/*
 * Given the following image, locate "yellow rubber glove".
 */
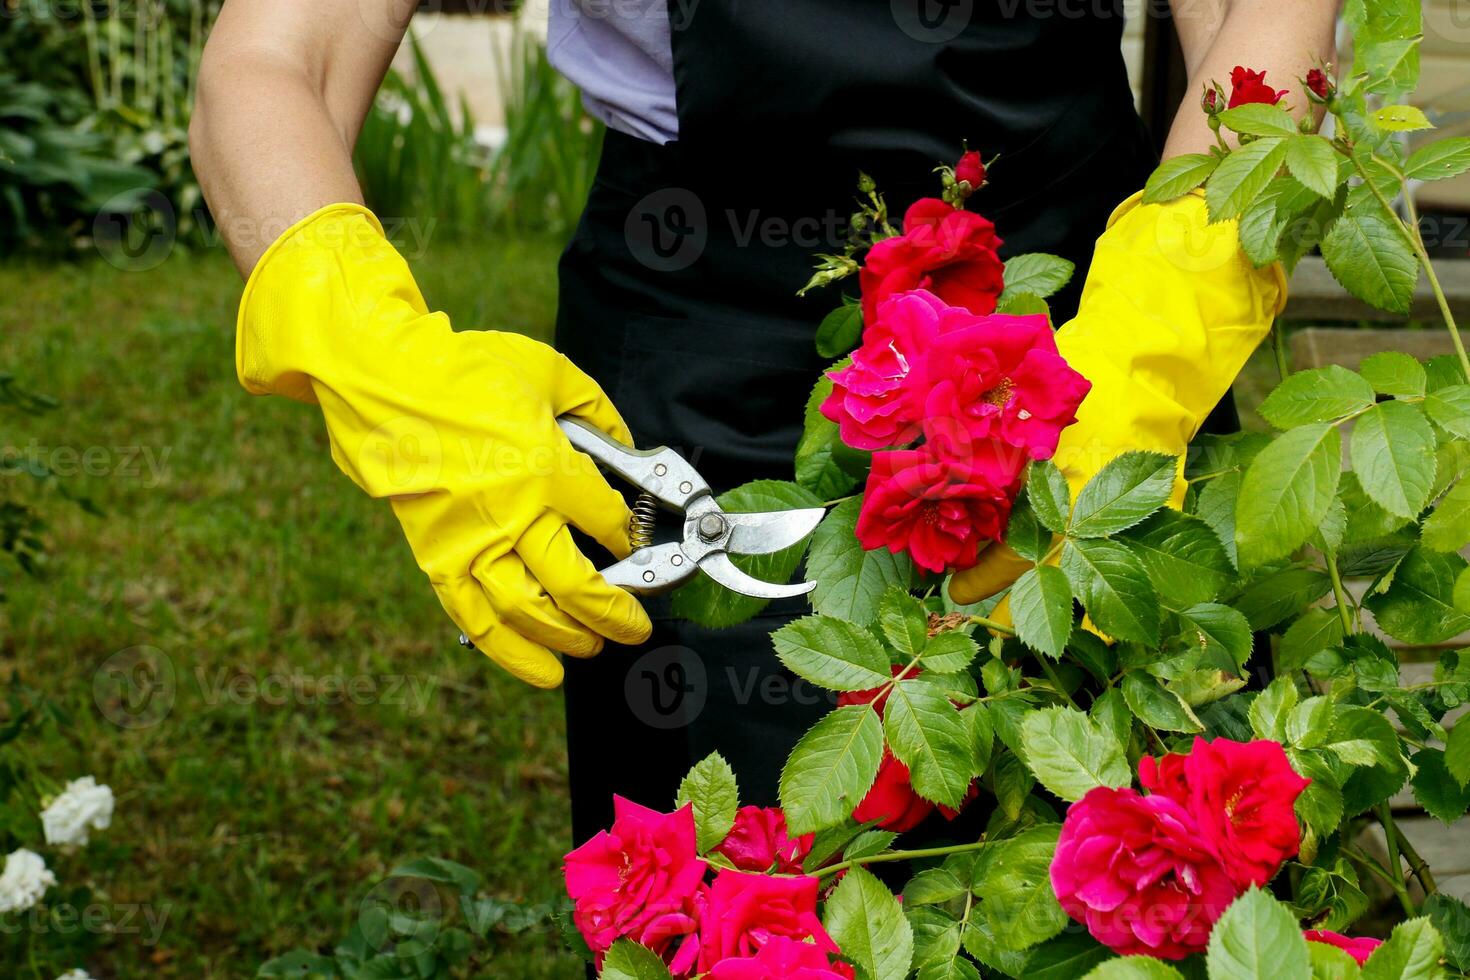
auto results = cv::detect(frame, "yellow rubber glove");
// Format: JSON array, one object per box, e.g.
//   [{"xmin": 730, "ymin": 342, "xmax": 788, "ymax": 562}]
[
  {"xmin": 949, "ymin": 189, "xmax": 1287, "ymax": 611},
  {"xmin": 237, "ymin": 204, "xmax": 653, "ymax": 688}
]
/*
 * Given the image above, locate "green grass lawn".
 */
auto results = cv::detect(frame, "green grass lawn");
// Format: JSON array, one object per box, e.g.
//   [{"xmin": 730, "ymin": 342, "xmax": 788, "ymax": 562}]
[{"xmin": 0, "ymin": 236, "xmax": 587, "ymax": 978}]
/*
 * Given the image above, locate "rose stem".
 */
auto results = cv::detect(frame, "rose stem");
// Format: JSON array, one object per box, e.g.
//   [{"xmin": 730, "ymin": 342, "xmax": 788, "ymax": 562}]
[
  {"xmin": 814, "ymin": 839, "xmax": 987, "ymax": 879},
  {"xmin": 1377, "ymin": 803, "xmax": 1419, "ymax": 916},
  {"xmin": 1271, "ymin": 316, "xmax": 1291, "ymax": 382},
  {"xmin": 968, "ymin": 615, "xmax": 1015, "ymax": 637},
  {"xmin": 1325, "ymin": 553, "xmax": 1355, "ymax": 636}
]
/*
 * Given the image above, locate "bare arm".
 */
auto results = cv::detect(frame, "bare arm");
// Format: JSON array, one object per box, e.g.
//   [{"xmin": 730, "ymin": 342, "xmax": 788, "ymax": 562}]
[
  {"xmin": 1163, "ymin": 0, "xmax": 1340, "ymax": 159},
  {"xmin": 189, "ymin": 0, "xmax": 418, "ymax": 274}
]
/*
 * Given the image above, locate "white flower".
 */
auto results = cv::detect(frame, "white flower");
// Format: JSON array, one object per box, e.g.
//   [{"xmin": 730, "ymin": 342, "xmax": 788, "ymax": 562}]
[
  {"xmin": 56, "ymin": 971, "xmax": 94, "ymax": 980},
  {"xmin": 41, "ymin": 776, "xmax": 114, "ymax": 847},
  {"xmin": 0, "ymin": 848, "xmax": 56, "ymax": 913}
]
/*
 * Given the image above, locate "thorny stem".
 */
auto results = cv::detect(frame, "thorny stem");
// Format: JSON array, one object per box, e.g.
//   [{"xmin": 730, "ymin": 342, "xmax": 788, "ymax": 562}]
[
  {"xmin": 1325, "ymin": 553, "xmax": 1355, "ymax": 636},
  {"xmin": 1271, "ymin": 317, "xmax": 1292, "ymax": 381},
  {"xmin": 1389, "ymin": 816, "xmax": 1439, "ymax": 898},
  {"xmin": 1342, "ymin": 842, "xmax": 1413, "ymax": 912},
  {"xmin": 1377, "ymin": 803, "xmax": 1418, "ymax": 917},
  {"xmin": 815, "ymin": 839, "xmax": 987, "ymax": 879},
  {"xmin": 1349, "ymin": 153, "xmax": 1470, "ymax": 379}
]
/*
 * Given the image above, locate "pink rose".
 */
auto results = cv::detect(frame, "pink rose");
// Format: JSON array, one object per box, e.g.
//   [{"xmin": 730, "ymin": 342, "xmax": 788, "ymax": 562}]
[
  {"xmin": 1305, "ymin": 930, "xmax": 1383, "ymax": 966},
  {"xmin": 563, "ymin": 797, "xmax": 707, "ymax": 973},
  {"xmin": 860, "ymin": 198, "xmax": 1005, "ymax": 325},
  {"xmin": 820, "ymin": 290, "xmax": 950, "ymax": 450},
  {"xmin": 715, "ymin": 807, "xmax": 814, "ymax": 876},
  {"xmin": 922, "ymin": 312, "xmax": 1091, "ymax": 461},
  {"xmin": 1051, "ymin": 786, "xmax": 1239, "ymax": 959},
  {"xmin": 695, "ymin": 870, "xmax": 845, "ymax": 974},
  {"xmin": 1140, "ymin": 738, "xmax": 1310, "ymax": 889},
  {"xmin": 855, "ymin": 441, "xmax": 1023, "ymax": 573},
  {"xmin": 706, "ymin": 935, "xmax": 855, "ymax": 980},
  {"xmin": 1227, "ymin": 66, "xmax": 1288, "ymax": 108}
]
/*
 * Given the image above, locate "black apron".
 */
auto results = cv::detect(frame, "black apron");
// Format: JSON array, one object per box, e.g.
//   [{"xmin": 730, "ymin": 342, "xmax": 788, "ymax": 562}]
[{"xmin": 557, "ymin": 2, "xmax": 1171, "ymax": 847}]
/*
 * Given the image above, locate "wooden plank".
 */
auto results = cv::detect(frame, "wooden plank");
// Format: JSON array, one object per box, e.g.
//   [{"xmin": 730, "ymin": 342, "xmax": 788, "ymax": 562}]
[
  {"xmin": 1285, "ymin": 258, "xmax": 1470, "ymax": 324},
  {"xmin": 1288, "ymin": 325, "xmax": 1460, "ymax": 372}
]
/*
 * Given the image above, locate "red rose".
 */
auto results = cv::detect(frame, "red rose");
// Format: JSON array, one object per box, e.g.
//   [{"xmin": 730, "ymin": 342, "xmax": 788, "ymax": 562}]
[
  {"xmin": 705, "ymin": 935, "xmax": 855, "ymax": 980},
  {"xmin": 855, "ymin": 440, "xmax": 1023, "ymax": 573},
  {"xmin": 1227, "ymin": 66, "xmax": 1288, "ymax": 108},
  {"xmin": 715, "ymin": 807, "xmax": 813, "ymax": 875},
  {"xmin": 859, "ymin": 198, "xmax": 1004, "ymax": 325},
  {"xmin": 922, "ymin": 311, "xmax": 1091, "ymax": 462},
  {"xmin": 1050, "ymin": 786, "xmax": 1239, "ymax": 959},
  {"xmin": 1202, "ymin": 87, "xmax": 1221, "ymax": 115},
  {"xmin": 955, "ymin": 150, "xmax": 986, "ymax": 189},
  {"xmin": 695, "ymin": 870, "xmax": 844, "ymax": 974},
  {"xmin": 1305, "ymin": 68, "xmax": 1333, "ymax": 102},
  {"xmin": 852, "ymin": 750, "xmax": 936, "ymax": 832},
  {"xmin": 1305, "ymin": 930, "xmax": 1383, "ymax": 966},
  {"xmin": 563, "ymin": 797, "xmax": 707, "ymax": 973},
  {"xmin": 1139, "ymin": 737, "xmax": 1310, "ymax": 889}
]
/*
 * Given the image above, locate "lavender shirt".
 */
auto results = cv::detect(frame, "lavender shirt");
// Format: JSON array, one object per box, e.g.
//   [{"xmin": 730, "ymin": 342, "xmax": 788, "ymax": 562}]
[{"xmin": 546, "ymin": 0, "xmax": 680, "ymax": 145}]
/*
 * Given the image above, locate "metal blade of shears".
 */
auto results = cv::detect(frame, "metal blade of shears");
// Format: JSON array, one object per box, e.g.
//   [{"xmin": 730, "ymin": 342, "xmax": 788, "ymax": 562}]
[
  {"xmin": 698, "ymin": 552, "xmax": 818, "ymax": 599},
  {"xmin": 724, "ymin": 507, "xmax": 827, "ymax": 555}
]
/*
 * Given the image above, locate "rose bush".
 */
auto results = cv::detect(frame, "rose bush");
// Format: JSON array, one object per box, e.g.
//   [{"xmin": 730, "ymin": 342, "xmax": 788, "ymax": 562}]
[{"xmin": 564, "ymin": 8, "xmax": 1470, "ymax": 978}]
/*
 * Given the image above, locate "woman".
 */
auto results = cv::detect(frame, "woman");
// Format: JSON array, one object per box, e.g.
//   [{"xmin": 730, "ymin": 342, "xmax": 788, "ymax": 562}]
[{"xmin": 189, "ymin": 0, "xmax": 1335, "ymax": 848}]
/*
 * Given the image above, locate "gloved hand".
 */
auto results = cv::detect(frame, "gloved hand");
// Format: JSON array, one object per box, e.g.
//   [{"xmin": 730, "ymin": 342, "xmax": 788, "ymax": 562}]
[
  {"xmin": 237, "ymin": 203, "xmax": 653, "ymax": 688},
  {"xmin": 949, "ymin": 189, "xmax": 1287, "ymax": 610}
]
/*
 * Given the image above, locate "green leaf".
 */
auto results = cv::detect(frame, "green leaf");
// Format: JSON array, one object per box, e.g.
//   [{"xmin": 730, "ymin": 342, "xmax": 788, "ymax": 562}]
[
  {"xmin": 1028, "ymin": 460, "xmax": 1072, "ymax": 534},
  {"xmin": 1424, "ymin": 384, "xmax": 1470, "ymax": 439},
  {"xmin": 1321, "ymin": 209, "xmax": 1418, "ymax": 316},
  {"xmin": 923, "ymin": 630, "xmax": 980, "ymax": 674},
  {"xmin": 795, "ymin": 374, "xmax": 869, "ymax": 500},
  {"xmin": 388, "ymin": 856, "xmax": 480, "ymax": 895},
  {"xmin": 1405, "ymin": 137, "xmax": 1470, "ymax": 182},
  {"xmin": 675, "ymin": 752, "xmax": 740, "ymax": 853},
  {"xmin": 601, "ymin": 939, "xmax": 675, "ymax": 980},
  {"xmin": 1351, "ymin": 399, "xmax": 1436, "ymax": 519},
  {"xmin": 1422, "ymin": 479, "xmax": 1470, "ymax": 553},
  {"xmin": 1410, "ymin": 748, "xmax": 1470, "ymax": 824},
  {"xmin": 1359, "ymin": 350, "xmax": 1428, "ymax": 398},
  {"xmin": 1206, "ymin": 888, "xmax": 1311, "ymax": 980},
  {"xmin": 773, "ymin": 615, "xmax": 896, "ymax": 691},
  {"xmin": 1010, "ymin": 565, "xmax": 1074, "ymax": 660},
  {"xmin": 1249, "ymin": 677, "xmax": 1300, "ymax": 742},
  {"xmin": 1372, "ymin": 104, "xmax": 1434, "ymax": 132},
  {"xmin": 1447, "ymin": 720, "xmax": 1470, "ymax": 788},
  {"xmin": 1069, "ymin": 451, "xmax": 1178, "ymax": 538},
  {"xmin": 815, "ymin": 301, "xmax": 864, "ymax": 358},
  {"xmin": 1280, "ymin": 608, "xmax": 1347, "ymax": 672},
  {"xmin": 916, "ymin": 956, "xmax": 981, "ymax": 980},
  {"xmin": 1061, "ymin": 539, "xmax": 1160, "ymax": 644},
  {"xmin": 1207, "ymin": 137, "xmax": 1289, "ymax": 221},
  {"xmin": 1258, "ymin": 365, "xmax": 1376, "ymax": 428},
  {"xmin": 808, "ymin": 497, "xmax": 917, "ymax": 627},
  {"xmin": 1120, "ymin": 511, "xmax": 1233, "ymax": 608},
  {"xmin": 1366, "ymin": 546, "xmax": 1470, "ymax": 645},
  {"xmin": 672, "ymin": 480, "xmax": 824, "ymax": 627},
  {"xmin": 996, "ymin": 292, "xmax": 1051, "ymax": 318},
  {"xmin": 823, "ymin": 866, "xmax": 915, "ymax": 980},
  {"xmin": 975, "ymin": 824, "xmax": 1069, "ymax": 951},
  {"xmin": 1197, "ymin": 469, "xmax": 1241, "ymax": 567},
  {"xmin": 779, "ymin": 704, "xmax": 885, "ymax": 835},
  {"xmin": 885, "ymin": 679, "xmax": 977, "ymax": 808},
  {"xmin": 1000, "ymin": 253, "xmax": 1075, "ymax": 304},
  {"xmin": 1023, "ymin": 933, "xmax": 1114, "ymax": 980},
  {"xmin": 1219, "ymin": 103, "xmax": 1300, "ymax": 137},
  {"xmin": 880, "ymin": 588, "xmax": 931, "ymax": 658},
  {"xmin": 1361, "ymin": 917, "xmax": 1445, "ymax": 980},
  {"xmin": 905, "ymin": 868, "xmax": 968, "ymax": 906},
  {"xmin": 1286, "ymin": 135, "xmax": 1342, "ymax": 199},
  {"xmin": 908, "ymin": 906, "xmax": 964, "ymax": 972},
  {"xmin": 1020, "ymin": 705, "xmax": 1130, "ymax": 802},
  {"xmin": 1236, "ymin": 423, "xmax": 1342, "ymax": 567},
  {"xmin": 1424, "ymin": 894, "xmax": 1470, "ymax": 972},
  {"xmin": 1082, "ymin": 958, "xmax": 1187, "ymax": 980},
  {"xmin": 1006, "ymin": 490, "xmax": 1055, "ymax": 563},
  {"xmin": 1333, "ymin": 706, "xmax": 1410, "ymax": 815},
  {"xmin": 1143, "ymin": 153, "xmax": 1221, "ymax": 203},
  {"xmin": 1234, "ymin": 566, "xmax": 1332, "ymax": 630},
  {"xmin": 1123, "ymin": 672, "xmax": 1204, "ymax": 733},
  {"xmin": 1176, "ymin": 602, "xmax": 1254, "ymax": 672},
  {"xmin": 1308, "ymin": 941, "xmax": 1365, "ymax": 979}
]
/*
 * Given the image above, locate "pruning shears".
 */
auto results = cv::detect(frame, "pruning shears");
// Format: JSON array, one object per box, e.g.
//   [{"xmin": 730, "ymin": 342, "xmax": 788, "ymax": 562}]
[{"xmin": 458, "ymin": 417, "xmax": 826, "ymax": 650}]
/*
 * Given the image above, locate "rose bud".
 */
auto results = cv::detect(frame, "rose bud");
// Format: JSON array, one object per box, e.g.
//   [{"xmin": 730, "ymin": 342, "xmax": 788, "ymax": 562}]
[
  {"xmin": 955, "ymin": 150, "xmax": 986, "ymax": 190},
  {"xmin": 1305, "ymin": 68, "xmax": 1334, "ymax": 103}
]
